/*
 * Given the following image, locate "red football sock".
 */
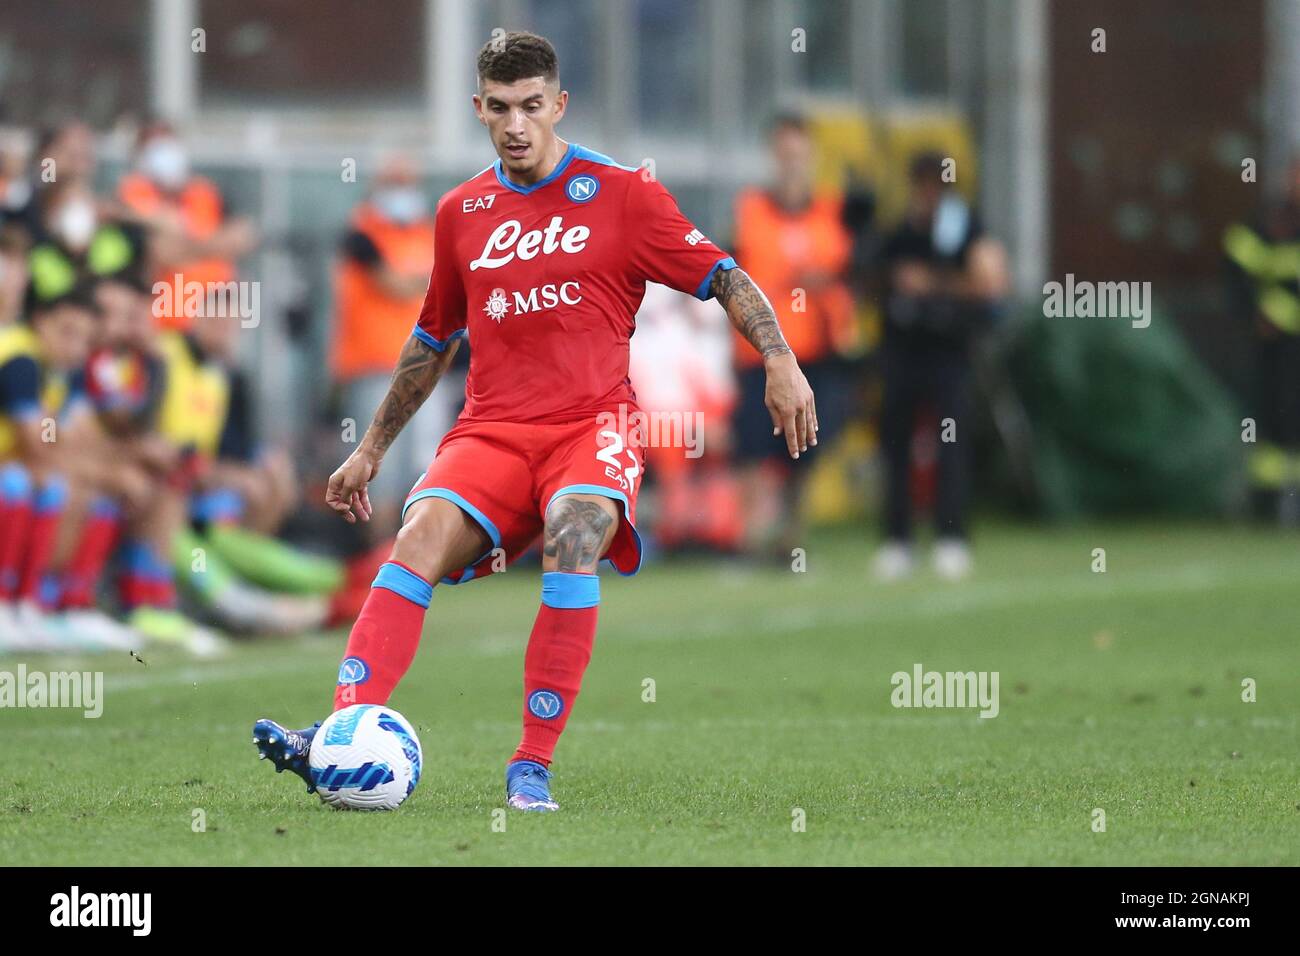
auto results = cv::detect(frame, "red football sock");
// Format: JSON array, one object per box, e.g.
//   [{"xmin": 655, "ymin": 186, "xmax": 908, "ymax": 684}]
[
  {"xmin": 118, "ymin": 540, "xmax": 176, "ymax": 610},
  {"xmin": 333, "ymin": 561, "xmax": 432, "ymax": 710},
  {"xmin": 512, "ymin": 572, "xmax": 600, "ymax": 766},
  {"xmin": 61, "ymin": 498, "xmax": 121, "ymax": 609},
  {"xmin": 0, "ymin": 465, "xmax": 33, "ymax": 600},
  {"xmin": 18, "ymin": 478, "xmax": 67, "ymax": 604}
]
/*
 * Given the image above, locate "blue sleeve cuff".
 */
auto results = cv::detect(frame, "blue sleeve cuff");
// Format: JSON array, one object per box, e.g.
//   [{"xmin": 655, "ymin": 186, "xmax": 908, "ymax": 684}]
[
  {"xmin": 694, "ymin": 256, "xmax": 738, "ymax": 300},
  {"xmin": 412, "ymin": 325, "xmax": 467, "ymax": 352}
]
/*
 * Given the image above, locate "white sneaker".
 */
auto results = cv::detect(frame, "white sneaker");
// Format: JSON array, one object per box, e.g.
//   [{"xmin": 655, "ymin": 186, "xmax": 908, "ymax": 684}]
[
  {"xmin": 872, "ymin": 541, "xmax": 916, "ymax": 582},
  {"xmin": 0, "ymin": 602, "xmax": 29, "ymax": 653},
  {"xmin": 12, "ymin": 601, "xmax": 79, "ymax": 651},
  {"xmin": 60, "ymin": 608, "xmax": 141, "ymax": 652},
  {"xmin": 932, "ymin": 538, "xmax": 972, "ymax": 581}
]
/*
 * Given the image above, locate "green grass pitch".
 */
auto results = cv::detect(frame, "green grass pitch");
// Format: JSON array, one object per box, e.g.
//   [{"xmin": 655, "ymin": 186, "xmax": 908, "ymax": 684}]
[{"xmin": 2, "ymin": 521, "xmax": 1297, "ymax": 866}]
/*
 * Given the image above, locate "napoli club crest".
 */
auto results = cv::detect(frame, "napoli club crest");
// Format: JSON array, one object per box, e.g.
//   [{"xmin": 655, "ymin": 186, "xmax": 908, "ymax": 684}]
[
  {"xmin": 527, "ymin": 689, "xmax": 564, "ymax": 720},
  {"xmin": 565, "ymin": 174, "xmax": 599, "ymax": 203}
]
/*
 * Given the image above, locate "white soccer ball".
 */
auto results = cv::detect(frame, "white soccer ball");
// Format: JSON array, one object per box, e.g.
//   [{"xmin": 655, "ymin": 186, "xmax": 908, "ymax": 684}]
[{"xmin": 309, "ymin": 704, "xmax": 422, "ymax": 810}]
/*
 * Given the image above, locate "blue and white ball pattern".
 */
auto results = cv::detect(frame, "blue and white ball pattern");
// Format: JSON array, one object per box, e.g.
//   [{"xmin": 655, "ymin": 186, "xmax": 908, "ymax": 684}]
[{"xmin": 309, "ymin": 704, "xmax": 423, "ymax": 810}]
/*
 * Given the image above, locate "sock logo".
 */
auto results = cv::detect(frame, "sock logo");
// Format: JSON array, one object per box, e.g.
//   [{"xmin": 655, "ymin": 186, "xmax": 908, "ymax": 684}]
[
  {"xmin": 527, "ymin": 689, "xmax": 564, "ymax": 720},
  {"xmin": 337, "ymin": 657, "xmax": 370, "ymax": 686}
]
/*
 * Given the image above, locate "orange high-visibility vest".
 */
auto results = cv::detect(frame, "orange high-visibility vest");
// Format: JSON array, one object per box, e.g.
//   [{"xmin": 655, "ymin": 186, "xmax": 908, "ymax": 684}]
[
  {"xmin": 119, "ymin": 173, "xmax": 236, "ymax": 331},
  {"xmin": 332, "ymin": 203, "xmax": 437, "ymax": 380},
  {"xmin": 731, "ymin": 188, "xmax": 855, "ymax": 368}
]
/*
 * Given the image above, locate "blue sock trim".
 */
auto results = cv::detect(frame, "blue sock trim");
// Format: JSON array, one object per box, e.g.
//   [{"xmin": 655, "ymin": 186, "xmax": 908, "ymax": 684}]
[
  {"xmin": 372, "ymin": 562, "xmax": 434, "ymax": 608},
  {"xmin": 0, "ymin": 463, "xmax": 31, "ymax": 503},
  {"xmin": 192, "ymin": 488, "xmax": 244, "ymax": 523},
  {"xmin": 34, "ymin": 475, "xmax": 68, "ymax": 514},
  {"xmin": 90, "ymin": 495, "xmax": 121, "ymax": 520},
  {"xmin": 541, "ymin": 571, "xmax": 600, "ymax": 609},
  {"xmin": 38, "ymin": 572, "xmax": 63, "ymax": 608},
  {"xmin": 121, "ymin": 540, "xmax": 171, "ymax": 581}
]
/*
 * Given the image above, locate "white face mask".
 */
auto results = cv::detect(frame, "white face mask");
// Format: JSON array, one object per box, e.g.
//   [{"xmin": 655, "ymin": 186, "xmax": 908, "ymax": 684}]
[
  {"xmin": 931, "ymin": 192, "xmax": 970, "ymax": 257},
  {"xmin": 373, "ymin": 187, "xmax": 426, "ymax": 224},
  {"xmin": 52, "ymin": 196, "xmax": 97, "ymax": 250},
  {"xmin": 137, "ymin": 138, "xmax": 190, "ymax": 191},
  {"xmin": 3, "ymin": 177, "xmax": 31, "ymax": 211}
]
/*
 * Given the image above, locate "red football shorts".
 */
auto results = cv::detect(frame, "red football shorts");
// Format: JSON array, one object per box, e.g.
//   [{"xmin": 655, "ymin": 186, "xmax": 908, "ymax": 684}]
[{"xmin": 402, "ymin": 411, "xmax": 645, "ymax": 584}]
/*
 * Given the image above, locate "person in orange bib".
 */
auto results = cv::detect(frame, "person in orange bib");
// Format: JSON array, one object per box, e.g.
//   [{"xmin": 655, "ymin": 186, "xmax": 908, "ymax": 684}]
[
  {"xmin": 117, "ymin": 121, "xmax": 258, "ymax": 332},
  {"xmin": 332, "ymin": 155, "xmax": 462, "ymax": 538},
  {"xmin": 730, "ymin": 112, "xmax": 857, "ymax": 558}
]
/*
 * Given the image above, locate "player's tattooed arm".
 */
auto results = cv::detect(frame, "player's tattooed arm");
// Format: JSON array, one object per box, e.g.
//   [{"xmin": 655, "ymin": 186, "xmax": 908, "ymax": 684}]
[
  {"xmin": 326, "ymin": 334, "xmax": 458, "ymax": 523},
  {"xmin": 709, "ymin": 266, "xmax": 791, "ymax": 359},
  {"xmin": 709, "ymin": 266, "xmax": 819, "ymax": 459},
  {"xmin": 363, "ymin": 334, "xmax": 456, "ymax": 456}
]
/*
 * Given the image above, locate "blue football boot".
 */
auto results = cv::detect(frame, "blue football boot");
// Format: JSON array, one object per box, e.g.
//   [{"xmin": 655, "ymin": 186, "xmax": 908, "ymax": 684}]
[
  {"xmin": 506, "ymin": 759, "xmax": 560, "ymax": 812},
  {"xmin": 253, "ymin": 718, "xmax": 322, "ymax": 793}
]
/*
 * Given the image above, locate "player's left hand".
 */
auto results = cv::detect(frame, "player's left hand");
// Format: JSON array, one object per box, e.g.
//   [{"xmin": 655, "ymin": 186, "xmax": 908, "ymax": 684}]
[{"xmin": 763, "ymin": 351, "xmax": 817, "ymax": 459}]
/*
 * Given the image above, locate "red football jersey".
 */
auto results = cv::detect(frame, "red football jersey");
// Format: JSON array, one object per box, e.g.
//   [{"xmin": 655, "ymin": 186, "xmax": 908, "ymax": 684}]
[{"xmin": 415, "ymin": 142, "xmax": 736, "ymax": 424}]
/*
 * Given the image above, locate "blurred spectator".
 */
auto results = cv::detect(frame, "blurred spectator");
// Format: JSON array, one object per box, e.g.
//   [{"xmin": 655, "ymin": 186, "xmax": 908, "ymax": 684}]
[
  {"xmin": 0, "ymin": 284, "xmax": 130, "ymax": 650},
  {"xmin": 730, "ymin": 112, "xmax": 857, "ymax": 559},
  {"xmin": 118, "ymin": 120, "xmax": 258, "ymax": 330},
  {"xmin": 14, "ymin": 122, "xmax": 147, "ymax": 310},
  {"xmin": 0, "ymin": 127, "xmax": 34, "ymax": 326},
  {"xmin": 872, "ymin": 152, "xmax": 1008, "ymax": 581},
  {"xmin": 332, "ymin": 154, "xmax": 460, "ymax": 538},
  {"xmin": 1222, "ymin": 156, "xmax": 1300, "ymax": 524}
]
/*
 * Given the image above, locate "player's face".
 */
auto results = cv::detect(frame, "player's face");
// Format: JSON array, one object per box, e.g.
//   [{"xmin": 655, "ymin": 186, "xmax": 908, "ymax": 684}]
[
  {"xmin": 474, "ymin": 77, "xmax": 567, "ymax": 180},
  {"xmin": 37, "ymin": 304, "xmax": 95, "ymax": 370},
  {"xmin": 771, "ymin": 127, "xmax": 814, "ymax": 188},
  {"xmin": 94, "ymin": 282, "xmax": 138, "ymax": 350}
]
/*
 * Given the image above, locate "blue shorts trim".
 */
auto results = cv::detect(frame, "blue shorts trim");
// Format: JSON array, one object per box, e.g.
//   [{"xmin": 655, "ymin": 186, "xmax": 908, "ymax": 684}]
[{"xmin": 402, "ymin": 487, "xmax": 501, "ymax": 586}]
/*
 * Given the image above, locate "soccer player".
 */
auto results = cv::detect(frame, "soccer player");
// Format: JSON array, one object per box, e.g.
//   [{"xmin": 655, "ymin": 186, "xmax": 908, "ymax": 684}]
[{"xmin": 253, "ymin": 31, "xmax": 816, "ymax": 811}]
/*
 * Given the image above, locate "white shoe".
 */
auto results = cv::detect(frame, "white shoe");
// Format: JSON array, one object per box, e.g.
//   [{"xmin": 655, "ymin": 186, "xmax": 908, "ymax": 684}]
[
  {"xmin": 12, "ymin": 601, "xmax": 80, "ymax": 651},
  {"xmin": 0, "ymin": 602, "xmax": 29, "ymax": 652},
  {"xmin": 872, "ymin": 542, "xmax": 915, "ymax": 582},
  {"xmin": 60, "ymin": 608, "xmax": 141, "ymax": 652},
  {"xmin": 932, "ymin": 538, "xmax": 972, "ymax": 581}
]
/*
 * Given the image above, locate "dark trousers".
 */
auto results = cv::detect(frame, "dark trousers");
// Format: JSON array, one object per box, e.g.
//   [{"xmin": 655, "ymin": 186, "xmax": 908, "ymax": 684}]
[{"xmin": 880, "ymin": 341, "xmax": 971, "ymax": 541}]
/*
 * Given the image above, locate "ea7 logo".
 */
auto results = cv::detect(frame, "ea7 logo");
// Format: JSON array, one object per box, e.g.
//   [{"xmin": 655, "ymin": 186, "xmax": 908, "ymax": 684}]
[{"xmin": 462, "ymin": 194, "xmax": 497, "ymax": 213}]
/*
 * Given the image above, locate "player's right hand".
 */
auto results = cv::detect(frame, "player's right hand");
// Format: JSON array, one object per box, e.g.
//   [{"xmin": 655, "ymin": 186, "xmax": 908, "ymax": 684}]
[{"xmin": 326, "ymin": 449, "xmax": 378, "ymax": 524}]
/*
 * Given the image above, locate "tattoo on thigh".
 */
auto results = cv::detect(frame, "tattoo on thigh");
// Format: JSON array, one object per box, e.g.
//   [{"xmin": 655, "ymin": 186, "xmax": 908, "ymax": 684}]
[{"xmin": 544, "ymin": 499, "xmax": 614, "ymax": 572}]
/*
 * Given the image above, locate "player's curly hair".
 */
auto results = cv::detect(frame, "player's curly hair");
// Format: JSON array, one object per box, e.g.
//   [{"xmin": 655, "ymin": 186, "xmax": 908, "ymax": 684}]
[{"xmin": 476, "ymin": 31, "xmax": 559, "ymax": 86}]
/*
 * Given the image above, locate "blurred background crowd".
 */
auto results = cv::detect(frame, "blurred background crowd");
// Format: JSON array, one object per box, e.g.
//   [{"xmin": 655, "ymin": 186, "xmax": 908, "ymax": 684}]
[{"xmin": 0, "ymin": 0, "xmax": 1295, "ymax": 655}]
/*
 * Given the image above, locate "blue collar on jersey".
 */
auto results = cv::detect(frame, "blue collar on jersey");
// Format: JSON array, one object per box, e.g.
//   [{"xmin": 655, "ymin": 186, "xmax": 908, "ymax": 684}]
[{"xmin": 493, "ymin": 141, "xmax": 579, "ymax": 195}]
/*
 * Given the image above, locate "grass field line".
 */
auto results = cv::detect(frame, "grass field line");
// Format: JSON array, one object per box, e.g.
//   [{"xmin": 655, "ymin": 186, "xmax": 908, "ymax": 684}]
[
  {"xmin": 41, "ymin": 553, "xmax": 1300, "ymax": 688},
  {"xmin": 9, "ymin": 711, "xmax": 1295, "ymax": 739},
  {"xmin": 477, "ymin": 557, "xmax": 1300, "ymax": 655}
]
